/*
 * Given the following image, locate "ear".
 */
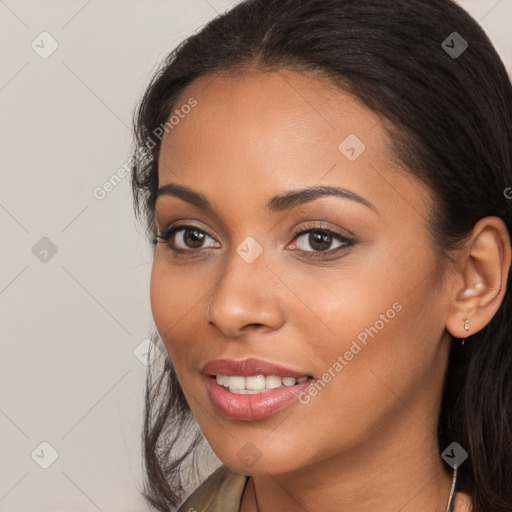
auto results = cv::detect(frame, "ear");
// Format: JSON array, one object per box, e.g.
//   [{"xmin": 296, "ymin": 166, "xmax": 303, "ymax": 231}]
[{"xmin": 445, "ymin": 216, "xmax": 511, "ymax": 339}]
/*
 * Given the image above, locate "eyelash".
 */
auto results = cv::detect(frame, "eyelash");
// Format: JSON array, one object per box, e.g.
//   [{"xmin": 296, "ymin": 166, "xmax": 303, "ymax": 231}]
[{"xmin": 152, "ymin": 222, "xmax": 355, "ymax": 260}]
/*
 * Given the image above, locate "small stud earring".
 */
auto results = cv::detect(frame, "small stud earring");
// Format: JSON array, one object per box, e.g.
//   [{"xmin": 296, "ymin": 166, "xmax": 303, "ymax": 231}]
[{"xmin": 461, "ymin": 319, "xmax": 470, "ymax": 346}]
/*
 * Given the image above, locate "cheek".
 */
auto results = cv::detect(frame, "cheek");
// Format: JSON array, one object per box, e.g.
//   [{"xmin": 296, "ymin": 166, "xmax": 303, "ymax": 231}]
[
  {"xmin": 314, "ymin": 281, "xmax": 443, "ymax": 423},
  {"xmin": 149, "ymin": 254, "xmax": 221, "ymax": 378},
  {"xmin": 283, "ymin": 250, "xmax": 405, "ymax": 358},
  {"xmin": 149, "ymin": 259, "xmax": 172, "ymax": 336},
  {"xmin": 319, "ymin": 241, "xmax": 430, "ymax": 341},
  {"xmin": 299, "ymin": 246, "xmax": 439, "ymax": 396},
  {"xmin": 149, "ymin": 256, "xmax": 197, "ymax": 361}
]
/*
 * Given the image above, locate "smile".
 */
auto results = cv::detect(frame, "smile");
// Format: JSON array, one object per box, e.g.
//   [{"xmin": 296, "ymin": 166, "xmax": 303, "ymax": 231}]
[{"xmin": 215, "ymin": 374, "xmax": 311, "ymax": 394}]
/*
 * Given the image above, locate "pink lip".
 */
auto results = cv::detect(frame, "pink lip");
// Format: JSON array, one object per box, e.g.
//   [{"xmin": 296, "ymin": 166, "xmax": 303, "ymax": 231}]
[
  {"xmin": 201, "ymin": 358, "xmax": 313, "ymax": 421},
  {"xmin": 201, "ymin": 357, "xmax": 311, "ymax": 379},
  {"xmin": 204, "ymin": 375, "xmax": 312, "ymax": 421}
]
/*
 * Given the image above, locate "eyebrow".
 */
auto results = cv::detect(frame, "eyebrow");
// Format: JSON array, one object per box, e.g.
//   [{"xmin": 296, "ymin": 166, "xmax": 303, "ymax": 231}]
[{"xmin": 155, "ymin": 183, "xmax": 377, "ymax": 214}]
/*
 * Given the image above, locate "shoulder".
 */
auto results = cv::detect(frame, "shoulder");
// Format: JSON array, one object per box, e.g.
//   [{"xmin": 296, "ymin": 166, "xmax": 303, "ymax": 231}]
[{"xmin": 176, "ymin": 464, "xmax": 249, "ymax": 512}]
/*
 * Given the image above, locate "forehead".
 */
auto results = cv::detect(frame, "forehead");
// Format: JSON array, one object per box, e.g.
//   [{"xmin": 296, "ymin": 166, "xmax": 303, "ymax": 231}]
[
  {"xmin": 157, "ymin": 68, "xmax": 431, "ymax": 222},
  {"xmin": 160, "ymin": 67, "xmax": 382, "ymax": 167}
]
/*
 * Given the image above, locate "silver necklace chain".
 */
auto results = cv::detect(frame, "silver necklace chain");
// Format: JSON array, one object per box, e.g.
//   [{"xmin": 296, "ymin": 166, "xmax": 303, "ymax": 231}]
[{"xmin": 445, "ymin": 465, "xmax": 458, "ymax": 512}]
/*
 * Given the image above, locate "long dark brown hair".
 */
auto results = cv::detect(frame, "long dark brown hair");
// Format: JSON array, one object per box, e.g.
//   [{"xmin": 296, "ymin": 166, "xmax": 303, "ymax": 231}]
[{"xmin": 130, "ymin": 0, "xmax": 512, "ymax": 510}]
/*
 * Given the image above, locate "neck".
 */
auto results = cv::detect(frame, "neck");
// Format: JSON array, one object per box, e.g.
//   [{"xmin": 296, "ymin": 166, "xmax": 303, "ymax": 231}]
[{"xmin": 240, "ymin": 419, "xmax": 455, "ymax": 512}]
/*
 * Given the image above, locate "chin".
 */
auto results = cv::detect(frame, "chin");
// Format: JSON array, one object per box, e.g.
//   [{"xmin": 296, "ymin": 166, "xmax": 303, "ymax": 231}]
[{"xmin": 215, "ymin": 447, "xmax": 308, "ymax": 477}]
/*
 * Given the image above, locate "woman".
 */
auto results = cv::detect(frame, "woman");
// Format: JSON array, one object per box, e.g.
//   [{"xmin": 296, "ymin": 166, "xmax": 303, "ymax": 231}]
[{"xmin": 130, "ymin": 0, "xmax": 512, "ymax": 510}]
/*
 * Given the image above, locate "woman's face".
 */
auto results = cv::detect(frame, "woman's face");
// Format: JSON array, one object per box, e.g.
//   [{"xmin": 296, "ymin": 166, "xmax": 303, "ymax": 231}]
[{"xmin": 150, "ymin": 68, "xmax": 454, "ymax": 475}]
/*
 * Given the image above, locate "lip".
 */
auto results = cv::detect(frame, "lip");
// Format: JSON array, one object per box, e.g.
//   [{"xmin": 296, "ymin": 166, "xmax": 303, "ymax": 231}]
[
  {"xmin": 201, "ymin": 358, "xmax": 314, "ymax": 421},
  {"xmin": 201, "ymin": 357, "xmax": 311, "ymax": 379},
  {"xmin": 204, "ymin": 375, "xmax": 313, "ymax": 421}
]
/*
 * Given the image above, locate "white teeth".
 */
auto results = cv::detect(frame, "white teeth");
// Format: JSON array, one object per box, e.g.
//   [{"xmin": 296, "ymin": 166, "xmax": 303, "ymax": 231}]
[
  {"xmin": 228, "ymin": 376, "xmax": 246, "ymax": 389},
  {"xmin": 215, "ymin": 374, "xmax": 310, "ymax": 393},
  {"xmin": 265, "ymin": 375, "xmax": 283, "ymax": 389},
  {"xmin": 246, "ymin": 375, "xmax": 266, "ymax": 390}
]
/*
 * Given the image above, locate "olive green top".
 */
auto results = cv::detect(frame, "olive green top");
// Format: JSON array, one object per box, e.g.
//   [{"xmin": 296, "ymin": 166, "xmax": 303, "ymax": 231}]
[{"xmin": 176, "ymin": 465, "xmax": 250, "ymax": 512}]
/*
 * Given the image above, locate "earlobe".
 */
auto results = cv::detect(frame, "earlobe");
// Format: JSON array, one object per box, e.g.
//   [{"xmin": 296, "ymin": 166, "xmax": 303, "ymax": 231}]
[{"xmin": 445, "ymin": 217, "xmax": 511, "ymax": 340}]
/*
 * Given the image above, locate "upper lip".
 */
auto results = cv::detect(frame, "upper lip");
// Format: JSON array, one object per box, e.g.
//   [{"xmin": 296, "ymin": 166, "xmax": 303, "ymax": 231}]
[{"xmin": 201, "ymin": 358, "xmax": 311, "ymax": 379}]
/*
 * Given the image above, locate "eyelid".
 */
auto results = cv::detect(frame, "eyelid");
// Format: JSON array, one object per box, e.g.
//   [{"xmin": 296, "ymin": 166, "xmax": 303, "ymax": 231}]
[
  {"xmin": 155, "ymin": 220, "xmax": 355, "ymax": 261},
  {"xmin": 156, "ymin": 219, "xmax": 220, "ymax": 240},
  {"xmin": 155, "ymin": 220, "xmax": 352, "ymax": 244},
  {"xmin": 154, "ymin": 221, "xmax": 220, "ymax": 249},
  {"xmin": 288, "ymin": 221, "xmax": 355, "ymax": 242},
  {"xmin": 286, "ymin": 222, "xmax": 355, "ymax": 258}
]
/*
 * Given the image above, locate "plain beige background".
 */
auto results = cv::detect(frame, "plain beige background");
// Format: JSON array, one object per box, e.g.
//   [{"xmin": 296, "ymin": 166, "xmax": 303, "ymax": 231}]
[{"xmin": 1, "ymin": 1, "xmax": 511, "ymax": 511}]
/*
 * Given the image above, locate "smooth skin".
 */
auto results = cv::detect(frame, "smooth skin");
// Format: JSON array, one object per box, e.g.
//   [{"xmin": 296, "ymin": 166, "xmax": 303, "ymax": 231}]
[{"xmin": 150, "ymin": 67, "xmax": 510, "ymax": 512}]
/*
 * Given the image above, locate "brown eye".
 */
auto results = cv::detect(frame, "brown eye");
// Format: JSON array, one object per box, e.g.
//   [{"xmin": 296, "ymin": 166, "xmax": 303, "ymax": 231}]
[
  {"xmin": 294, "ymin": 229, "xmax": 349, "ymax": 252},
  {"xmin": 178, "ymin": 228, "xmax": 207, "ymax": 249},
  {"xmin": 154, "ymin": 224, "xmax": 219, "ymax": 252}
]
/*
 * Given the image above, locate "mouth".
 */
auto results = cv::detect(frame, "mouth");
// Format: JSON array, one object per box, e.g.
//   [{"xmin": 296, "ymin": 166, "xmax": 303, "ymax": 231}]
[
  {"xmin": 200, "ymin": 358, "xmax": 315, "ymax": 421},
  {"xmin": 204, "ymin": 373, "xmax": 315, "ymax": 421},
  {"xmin": 211, "ymin": 374, "xmax": 313, "ymax": 394}
]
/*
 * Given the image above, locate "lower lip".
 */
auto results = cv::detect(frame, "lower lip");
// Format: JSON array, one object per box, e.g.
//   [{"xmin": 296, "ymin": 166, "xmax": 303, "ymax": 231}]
[{"xmin": 204, "ymin": 375, "xmax": 313, "ymax": 421}]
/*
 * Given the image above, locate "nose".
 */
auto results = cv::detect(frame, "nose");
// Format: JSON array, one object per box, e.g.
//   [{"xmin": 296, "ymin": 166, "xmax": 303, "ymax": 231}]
[{"xmin": 206, "ymin": 250, "xmax": 286, "ymax": 338}]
